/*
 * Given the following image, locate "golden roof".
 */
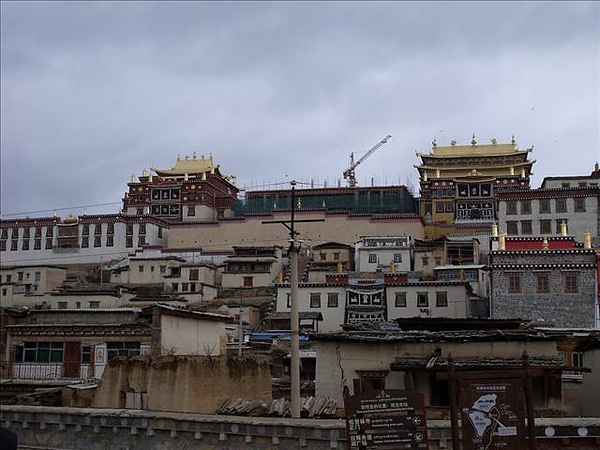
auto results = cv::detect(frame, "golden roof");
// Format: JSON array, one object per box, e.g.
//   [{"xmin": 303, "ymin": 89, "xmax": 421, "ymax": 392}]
[
  {"xmin": 418, "ymin": 136, "xmax": 532, "ymax": 158},
  {"xmin": 151, "ymin": 153, "xmax": 218, "ymax": 176}
]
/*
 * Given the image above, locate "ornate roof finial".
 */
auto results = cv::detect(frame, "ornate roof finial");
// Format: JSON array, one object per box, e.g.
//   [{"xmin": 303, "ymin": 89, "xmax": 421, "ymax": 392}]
[
  {"xmin": 491, "ymin": 138, "xmax": 497, "ymax": 144},
  {"xmin": 471, "ymin": 133, "xmax": 477, "ymax": 145},
  {"xmin": 130, "ymin": 174, "xmax": 136, "ymax": 183},
  {"xmin": 450, "ymin": 140, "xmax": 456, "ymax": 146},
  {"xmin": 432, "ymin": 138, "xmax": 437, "ymax": 148},
  {"xmin": 193, "ymin": 151, "xmax": 197, "ymax": 159},
  {"xmin": 177, "ymin": 154, "xmax": 181, "ymax": 162},
  {"xmin": 511, "ymin": 135, "xmax": 516, "ymax": 145}
]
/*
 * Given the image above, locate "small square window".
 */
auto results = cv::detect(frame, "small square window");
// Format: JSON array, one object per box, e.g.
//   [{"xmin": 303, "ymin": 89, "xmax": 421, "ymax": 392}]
[
  {"xmin": 310, "ymin": 293, "xmax": 321, "ymax": 308},
  {"xmin": 508, "ymin": 274, "xmax": 522, "ymax": 294},
  {"xmin": 327, "ymin": 292, "xmax": 339, "ymax": 307},
  {"xmin": 565, "ymin": 273, "xmax": 578, "ymax": 294},
  {"xmin": 556, "ymin": 198, "xmax": 567, "ymax": 213},
  {"xmin": 368, "ymin": 254, "xmax": 377, "ymax": 264},
  {"xmin": 436, "ymin": 291, "xmax": 448, "ymax": 307},
  {"xmin": 417, "ymin": 292, "xmax": 429, "ymax": 307},
  {"xmin": 536, "ymin": 274, "xmax": 549, "ymax": 294},
  {"xmin": 520, "ymin": 200, "xmax": 531, "ymax": 214},
  {"xmin": 574, "ymin": 198, "xmax": 586, "ymax": 212},
  {"xmin": 395, "ymin": 292, "xmax": 407, "ymax": 307},
  {"xmin": 506, "ymin": 201, "xmax": 517, "ymax": 215},
  {"xmin": 539, "ymin": 199, "xmax": 551, "ymax": 214}
]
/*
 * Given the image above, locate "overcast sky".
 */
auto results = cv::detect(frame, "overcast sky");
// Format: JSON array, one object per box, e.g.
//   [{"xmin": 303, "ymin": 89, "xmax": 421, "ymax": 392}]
[{"xmin": 1, "ymin": 1, "xmax": 599, "ymax": 218}]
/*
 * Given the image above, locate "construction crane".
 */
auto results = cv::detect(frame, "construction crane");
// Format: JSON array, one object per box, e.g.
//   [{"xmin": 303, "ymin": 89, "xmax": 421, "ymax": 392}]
[{"xmin": 343, "ymin": 135, "xmax": 392, "ymax": 187}]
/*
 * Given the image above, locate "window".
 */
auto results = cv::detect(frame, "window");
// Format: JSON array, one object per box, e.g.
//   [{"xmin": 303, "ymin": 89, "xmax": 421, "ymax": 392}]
[
  {"xmin": 187, "ymin": 206, "xmax": 196, "ymax": 217},
  {"xmin": 159, "ymin": 266, "xmax": 166, "ymax": 274},
  {"xmin": 94, "ymin": 236, "xmax": 101, "ymax": 247},
  {"xmin": 11, "ymin": 240, "xmax": 18, "ymax": 251},
  {"xmin": 333, "ymin": 252, "xmax": 340, "ymax": 261},
  {"xmin": 182, "ymin": 283, "xmax": 189, "ymax": 292},
  {"xmin": 157, "ymin": 228, "xmax": 163, "ymax": 238},
  {"xmin": 561, "ymin": 182, "xmax": 570, "ymax": 188},
  {"xmin": 138, "ymin": 266, "xmax": 144, "ymax": 273},
  {"xmin": 0, "ymin": 240, "xmax": 6, "ymax": 252},
  {"xmin": 89, "ymin": 301, "xmax": 100, "ymax": 309},
  {"xmin": 0, "ymin": 228, "xmax": 7, "ymax": 239},
  {"xmin": 34, "ymin": 239, "xmax": 41, "ymax": 250},
  {"xmin": 327, "ymin": 292, "xmax": 339, "ymax": 308},
  {"xmin": 436, "ymin": 202, "xmax": 445, "ymax": 213},
  {"xmin": 508, "ymin": 274, "xmax": 522, "ymax": 294},
  {"xmin": 520, "ymin": 200, "xmax": 531, "ymax": 214},
  {"xmin": 574, "ymin": 197, "xmax": 586, "ymax": 212},
  {"xmin": 189, "ymin": 269, "xmax": 199, "ymax": 281},
  {"xmin": 45, "ymin": 239, "xmax": 53, "ymax": 250},
  {"xmin": 506, "ymin": 201, "xmax": 517, "ymax": 215},
  {"xmin": 417, "ymin": 292, "xmax": 429, "ymax": 307},
  {"xmin": 22, "ymin": 240, "xmax": 29, "ymax": 250},
  {"xmin": 34, "ymin": 272, "xmax": 41, "ymax": 282},
  {"xmin": 106, "ymin": 342, "xmax": 141, "ymax": 360},
  {"xmin": 81, "ymin": 236, "xmax": 89, "ymax": 248},
  {"xmin": 1, "ymin": 288, "xmax": 6, "ymax": 296},
  {"xmin": 421, "ymin": 256, "xmax": 429, "ymax": 267},
  {"xmin": 539, "ymin": 199, "xmax": 551, "ymax": 214},
  {"xmin": 539, "ymin": 219, "xmax": 552, "ymax": 235},
  {"xmin": 126, "ymin": 224, "xmax": 134, "ymax": 236},
  {"xmin": 106, "ymin": 235, "xmax": 114, "ymax": 247},
  {"xmin": 6, "ymin": 274, "xmax": 12, "ymax": 283},
  {"xmin": 138, "ymin": 236, "xmax": 146, "ymax": 246},
  {"xmin": 536, "ymin": 274, "xmax": 549, "ymax": 294},
  {"xmin": 171, "ymin": 282, "xmax": 179, "ymax": 292},
  {"xmin": 81, "ymin": 345, "xmax": 92, "ymax": 364},
  {"xmin": 14, "ymin": 342, "xmax": 64, "ymax": 363},
  {"xmin": 435, "ymin": 257, "xmax": 442, "ymax": 266},
  {"xmin": 46, "ymin": 227, "xmax": 53, "ymax": 237},
  {"xmin": 520, "ymin": 220, "xmax": 532, "ymax": 235},
  {"xmin": 320, "ymin": 252, "xmax": 327, "ymax": 261},
  {"xmin": 506, "ymin": 221, "xmax": 518, "ymax": 235},
  {"xmin": 393, "ymin": 254, "xmax": 402, "ymax": 263},
  {"xmin": 34, "ymin": 227, "xmax": 42, "ymax": 238},
  {"xmin": 556, "ymin": 198, "xmax": 567, "ymax": 213},
  {"xmin": 395, "ymin": 292, "xmax": 407, "ymax": 307},
  {"xmin": 23, "ymin": 228, "xmax": 31, "ymax": 239},
  {"xmin": 18, "ymin": 272, "xmax": 24, "ymax": 282},
  {"xmin": 94, "ymin": 224, "xmax": 102, "ymax": 235},
  {"xmin": 565, "ymin": 273, "xmax": 578, "ymax": 294},
  {"xmin": 286, "ymin": 293, "xmax": 291, "ymax": 308},
  {"xmin": 139, "ymin": 224, "xmax": 146, "ymax": 235},
  {"xmin": 368, "ymin": 254, "xmax": 377, "ymax": 264},
  {"xmin": 436, "ymin": 291, "xmax": 448, "ymax": 307},
  {"xmin": 58, "ymin": 302, "xmax": 68, "ymax": 309},
  {"xmin": 310, "ymin": 293, "xmax": 321, "ymax": 308},
  {"xmin": 126, "ymin": 237, "xmax": 133, "ymax": 248},
  {"xmin": 107, "ymin": 223, "xmax": 114, "ymax": 234}
]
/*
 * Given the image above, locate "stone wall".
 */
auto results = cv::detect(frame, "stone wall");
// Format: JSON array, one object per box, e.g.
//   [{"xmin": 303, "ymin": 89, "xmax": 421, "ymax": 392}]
[
  {"xmin": 93, "ymin": 355, "xmax": 272, "ymax": 414},
  {"xmin": 2, "ymin": 405, "xmax": 600, "ymax": 450},
  {"xmin": 490, "ymin": 251, "xmax": 597, "ymax": 327}
]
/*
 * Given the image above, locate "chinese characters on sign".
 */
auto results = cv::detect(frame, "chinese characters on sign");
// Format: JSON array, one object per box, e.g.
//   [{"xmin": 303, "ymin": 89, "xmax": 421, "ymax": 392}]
[
  {"xmin": 459, "ymin": 381, "xmax": 526, "ymax": 450},
  {"xmin": 344, "ymin": 390, "xmax": 428, "ymax": 450}
]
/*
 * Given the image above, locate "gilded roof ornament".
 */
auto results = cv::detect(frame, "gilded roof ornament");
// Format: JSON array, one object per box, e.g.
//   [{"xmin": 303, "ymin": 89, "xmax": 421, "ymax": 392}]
[
  {"xmin": 450, "ymin": 140, "xmax": 456, "ymax": 146},
  {"xmin": 432, "ymin": 138, "xmax": 437, "ymax": 148},
  {"xmin": 471, "ymin": 133, "xmax": 477, "ymax": 146},
  {"xmin": 511, "ymin": 135, "xmax": 516, "ymax": 145}
]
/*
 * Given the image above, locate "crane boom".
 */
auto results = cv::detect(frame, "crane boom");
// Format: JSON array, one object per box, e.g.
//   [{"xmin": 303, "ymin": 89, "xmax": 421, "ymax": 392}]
[{"xmin": 343, "ymin": 135, "xmax": 392, "ymax": 187}]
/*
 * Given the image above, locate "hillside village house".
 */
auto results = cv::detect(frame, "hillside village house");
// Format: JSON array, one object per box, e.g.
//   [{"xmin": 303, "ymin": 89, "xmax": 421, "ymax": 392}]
[
  {"xmin": 311, "ymin": 326, "xmax": 567, "ymax": 414},
  {"xmin": 489, "ymin": 234, "xmax": 599, "ymax": 328},
  {"xmin": 1, "ymin": 265, "xmax": 67, "ymax": 307},
  {"xmin": 1, "ymin": 304, "xmax": 234, "ymax": 382},
  {"xmin": 275, "ymin": 272, "xmax": 472, "ymax": 333},
  {"xmin": 354, "ymin": 235, "xmax": 411, "ymax": 273},
  {"xmin": 496, "ymin": 163, "xmax": 600, "ymax": 245},
  {"xmin": 221, "ymin": 245, "xmax": 284, "ymax": 288},
  {"xmin": 306, "ymin": 241, "xmax": 354, "ymax": 282}
]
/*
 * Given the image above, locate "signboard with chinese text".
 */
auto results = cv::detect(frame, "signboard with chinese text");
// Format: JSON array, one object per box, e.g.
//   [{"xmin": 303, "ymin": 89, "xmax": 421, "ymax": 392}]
[
  {"xmin": 459, "ymin": 380, "xmax": 527, "ymax": 450},
  {"xmin": 344, "ymin": 390, "xmax": 428, "ymax": 450}
]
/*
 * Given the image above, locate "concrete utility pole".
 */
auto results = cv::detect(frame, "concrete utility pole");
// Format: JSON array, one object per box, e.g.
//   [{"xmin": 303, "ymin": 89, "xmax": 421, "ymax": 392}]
[{"xmin": 263, "ymin": 180, "xmax": 324, "ymax": 418}]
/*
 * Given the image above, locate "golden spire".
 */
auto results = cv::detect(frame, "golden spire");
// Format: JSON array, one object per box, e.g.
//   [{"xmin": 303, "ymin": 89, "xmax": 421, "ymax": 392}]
[
  {"xmin": 584, "ymin": 230, "xmax": 592, "ymax": 249},
  {"xmin": 498, "ymin": 232, "xmax": 506, "ymax": 250},
  {"xmin": 491, "ymin": 222, "xmax": 498, "ymax": 237},
  {"xmin": 560, "ymin": 220, "xmax": 567, "ymax": 236},
  {"xmin": 471, "ymin": 133, "xmax": 477, "ymax": 145},
  {"xmin": 337, "ymin": 261, "xmax": 343, "ymax": 273}
]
